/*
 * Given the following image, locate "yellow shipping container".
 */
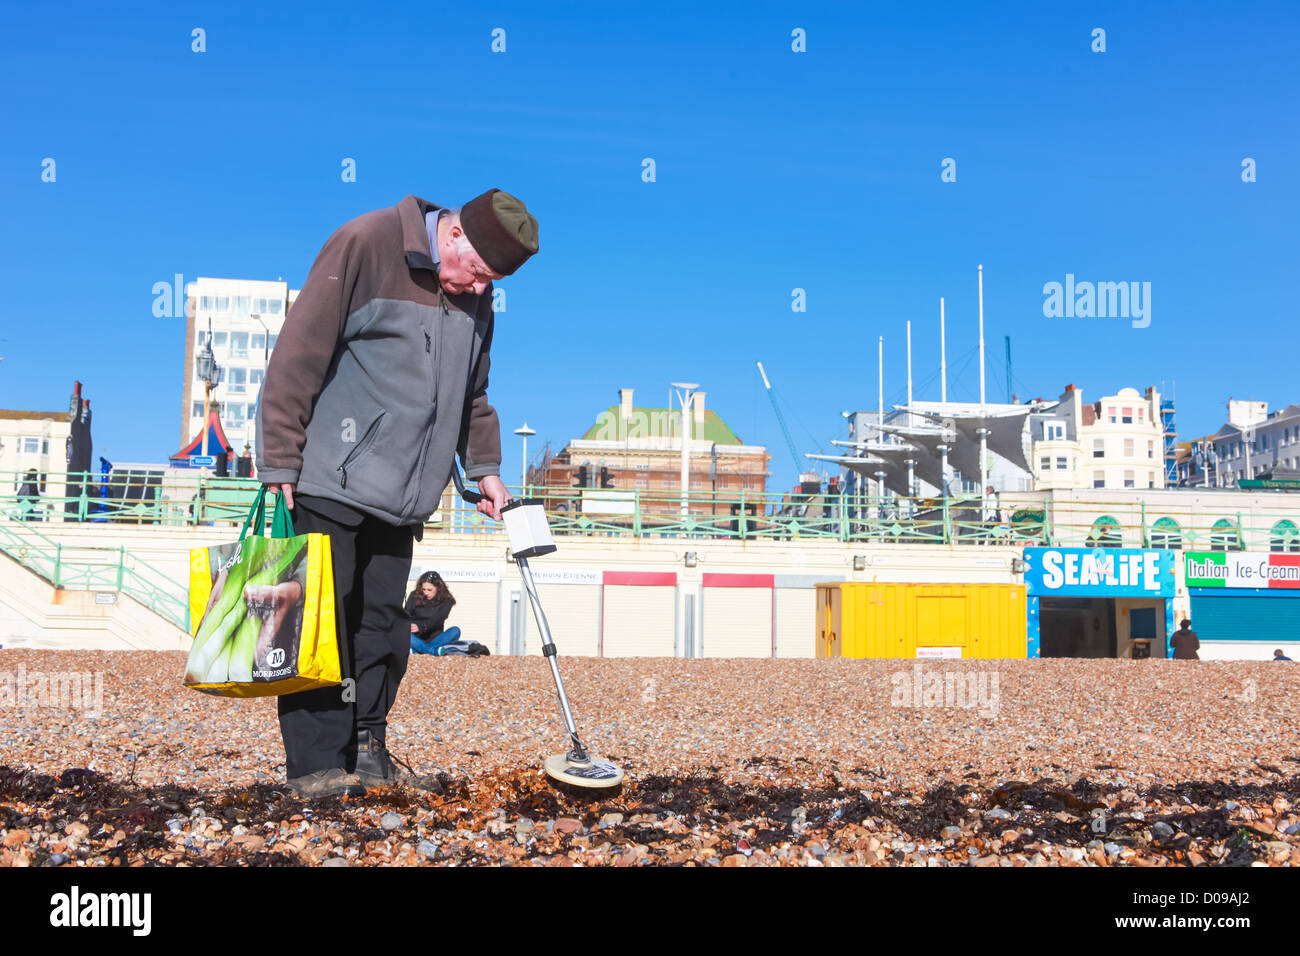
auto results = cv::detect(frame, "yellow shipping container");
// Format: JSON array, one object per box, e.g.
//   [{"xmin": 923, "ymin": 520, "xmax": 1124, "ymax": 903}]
[{"xmin": 815, "ymin": 583, "xmax": 1026, "ymax": 659}]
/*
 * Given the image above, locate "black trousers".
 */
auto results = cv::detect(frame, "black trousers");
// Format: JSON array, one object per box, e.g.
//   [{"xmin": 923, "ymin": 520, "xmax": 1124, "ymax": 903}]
[{"xmin": 277, "ymin": 494, "xmax": 415, "ymax": 778}]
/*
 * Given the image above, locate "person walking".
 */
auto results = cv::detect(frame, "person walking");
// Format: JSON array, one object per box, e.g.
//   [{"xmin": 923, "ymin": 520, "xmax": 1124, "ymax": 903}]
[
  {"xmin": 17, "ymin": 470, "xmax": 41, "ymax": 522},
  {"xmin": 406, "ymin": 571, "xmax": 462, "ymax": 656},
  {"xmin": 1171, "ymin": 618, "xmax": 1200, "ymax": 660},
  {"xmin": 255, "ymin": 190, "xmax": 540, "ymax": 796}
]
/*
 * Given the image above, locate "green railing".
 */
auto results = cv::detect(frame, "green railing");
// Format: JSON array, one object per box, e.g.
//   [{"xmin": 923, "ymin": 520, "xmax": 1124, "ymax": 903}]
[
  {"xmin": 4, "ymin": 470, "xmax": 1300, "ymax": 556},
  {"xmin": 0, "ymin": 502, "xmax": 189, "ymax": 631}
]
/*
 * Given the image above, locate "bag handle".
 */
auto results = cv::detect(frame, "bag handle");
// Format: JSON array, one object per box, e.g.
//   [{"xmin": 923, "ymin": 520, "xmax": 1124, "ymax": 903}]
[
  {"xmin": 238, "ymin": 485, "xmax": 269, "ymax": 540},
  {"xmin": 238, "ymin": 486, "xmax": 297, "ymax": 540},
  {"xmin": 271, "ymin": 490, "xmax": 296, "ymax": 539}
]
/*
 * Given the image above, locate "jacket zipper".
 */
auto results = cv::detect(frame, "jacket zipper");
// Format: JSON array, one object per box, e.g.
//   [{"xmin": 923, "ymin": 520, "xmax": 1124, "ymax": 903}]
[
  {"xmin": 401, "ymin": 304, "xmax": 441, "ymax": 518},
  {"xmin": 338, "ymin": 412, "xmax": 385, "ymax": 489}
]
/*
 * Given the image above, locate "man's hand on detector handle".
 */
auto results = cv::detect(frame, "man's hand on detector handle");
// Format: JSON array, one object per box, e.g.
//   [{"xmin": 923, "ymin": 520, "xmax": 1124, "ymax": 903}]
[{"xmin": 476, "ymin": 475, "xmax": 508, "ymax": 521}]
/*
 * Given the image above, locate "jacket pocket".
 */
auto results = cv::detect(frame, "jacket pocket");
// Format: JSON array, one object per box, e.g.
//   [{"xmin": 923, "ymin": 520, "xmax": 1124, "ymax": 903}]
[{"xmin": 338, "ymin": 409, "xmax": 387, "ymax": 490}]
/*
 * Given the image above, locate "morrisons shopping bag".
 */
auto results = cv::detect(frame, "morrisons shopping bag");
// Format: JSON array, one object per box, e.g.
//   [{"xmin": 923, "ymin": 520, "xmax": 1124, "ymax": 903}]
[{"xmin": 184, "ymin": 488, "xmax": 341, "ymax": 698}]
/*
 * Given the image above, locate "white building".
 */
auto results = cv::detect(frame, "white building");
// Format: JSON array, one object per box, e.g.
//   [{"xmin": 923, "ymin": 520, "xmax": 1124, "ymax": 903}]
[
  {"xmin": 0, "ymin": 408, "xmax": 72, "ymax": 504},
  {"xmin": 834, "ymin": 384, "xmax": 1168, "ymax": 503},
  {"xmin": 1198, "ymin": 399, "xmax": 1300, "ymax": 487},
  {"xmin": 1033, "ymin": 385, "xmax": 1166, "ymax": 491},
  {"xmin": 181, "ymin": 277, "xmax": 299, "ymax": 462}
]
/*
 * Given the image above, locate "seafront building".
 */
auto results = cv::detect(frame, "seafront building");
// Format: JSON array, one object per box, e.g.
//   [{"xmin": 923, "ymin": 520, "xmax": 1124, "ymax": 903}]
[
  {"xmin": 180, "ymin": 277, "xmax": 298, "ymax": 464},
  {"xmin": 528, "ymin": 388, "xmax": 771, "ymax": 524},
  {"xmin": 830, "ymin": 384, "xmax": 1169, "ymax": 509}
]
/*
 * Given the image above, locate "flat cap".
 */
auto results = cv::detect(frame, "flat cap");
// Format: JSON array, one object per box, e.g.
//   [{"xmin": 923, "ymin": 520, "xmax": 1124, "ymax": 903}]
[{"xmin": 460, "ymin": 189, "xmax": 540, "ymax": 276}]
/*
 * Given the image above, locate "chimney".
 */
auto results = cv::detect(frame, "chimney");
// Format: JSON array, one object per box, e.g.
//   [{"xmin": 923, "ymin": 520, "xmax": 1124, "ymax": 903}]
[
  {"xmin": 693, "ymin": 391, "xmax": 706, "ymax": 426},
  {"xmin": 619, "ymin": 388, "xmax": 634, "ymax": 419}
]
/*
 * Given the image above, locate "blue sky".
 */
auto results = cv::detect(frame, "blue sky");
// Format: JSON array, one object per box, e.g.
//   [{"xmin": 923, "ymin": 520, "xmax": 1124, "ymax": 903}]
[{"xmin": 3, "ymin": 1, "xmax": 1297, "ymax": 491}]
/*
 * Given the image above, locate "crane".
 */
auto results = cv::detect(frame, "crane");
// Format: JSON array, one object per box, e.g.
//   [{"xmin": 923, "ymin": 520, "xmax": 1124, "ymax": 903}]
[{"xmin": 756, "ymin": 361, "xmax": 807, "ymax": 480}]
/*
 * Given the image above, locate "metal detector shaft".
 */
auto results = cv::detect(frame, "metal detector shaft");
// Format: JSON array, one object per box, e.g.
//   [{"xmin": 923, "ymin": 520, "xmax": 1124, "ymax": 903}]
[
  {"xmin": 517, "ymin": 556, "xmax": 587, "ymax": 759},
  {"xmin": 450, "ymin": 469, "xmax": 588, "ymax": 760}
]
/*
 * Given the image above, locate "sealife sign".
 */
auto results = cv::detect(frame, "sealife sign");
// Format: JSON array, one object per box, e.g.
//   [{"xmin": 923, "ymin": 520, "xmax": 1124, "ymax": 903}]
[
  {"xmin": 1023, "ymin": 547, "xmax": 1174, "ymax": 597},
  {"xmin": 1185, "ymin": 552, "xmax": 1300, "ymax": 589}
]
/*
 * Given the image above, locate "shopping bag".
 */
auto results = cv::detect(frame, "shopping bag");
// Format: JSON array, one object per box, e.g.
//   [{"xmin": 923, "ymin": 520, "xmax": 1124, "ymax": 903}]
[{"xmin": 184, "ymin": 487, "xmax": 341, "ymax": 698}]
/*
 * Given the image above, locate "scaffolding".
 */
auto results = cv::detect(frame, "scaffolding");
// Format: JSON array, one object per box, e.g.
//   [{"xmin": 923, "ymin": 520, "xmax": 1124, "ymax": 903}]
[{"xmin": 1161, "ymin": 398, "xmax": 1177, "ymax": 485}]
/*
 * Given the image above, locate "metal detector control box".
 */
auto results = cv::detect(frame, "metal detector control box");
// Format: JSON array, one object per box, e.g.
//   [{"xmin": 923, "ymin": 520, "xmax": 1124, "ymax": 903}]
[{"xmin": 501, "ymin": 498, "xmax": 557, "ymax": 559}]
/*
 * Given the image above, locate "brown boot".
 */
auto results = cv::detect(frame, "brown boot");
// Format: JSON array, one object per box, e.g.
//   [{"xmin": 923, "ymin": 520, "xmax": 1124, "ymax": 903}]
[{"xmin": 286, "ymin": 768, "xmax": 366, "ymax": 799}]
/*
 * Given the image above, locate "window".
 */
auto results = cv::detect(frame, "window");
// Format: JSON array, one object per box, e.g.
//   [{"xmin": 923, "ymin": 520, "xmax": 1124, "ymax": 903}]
[
  {"xmin": 1148, "ymin": 478, "xmax": 1155, "ymax": 488},
  {"xmin": 249, "ymin": 368, "xmax": 263, "ymax": 388},
  {"xmin": 266, "ymin": 300, "xmax": 282, "ymax": 315},
  {"xmin": 1150, "ymin": 517, "xmax": 1182, "ymax": 549},
  {"xmin": 233, "ymin": 295, "xmax": 251, "ymax": 315},
  {"xmin": 224, "ymin": 402, "xmax": 246, "ymax": 426},
  {"xmin": 1040, "ymin": 456, "xmax": 1051, "ymax": 471},
  {"xmin": 1262, "ymin": 434, "xmax": 1269, "ymax": 451},
  {"xmin": 268, "ymin": 334, "xmax": 278, "ymax": 350},
  {"xmin": 1093, "ymin": 439, "xmax": 1105, "ymax": 459},
  {"xmin": 19, "ymin": 437, "xmax": 49, "ymax": 455},
  {"xmin": 1210, "ymin": 519, "xmax": 1239, "ymax": 552},
  {"xmin": 213, "ymin": 296, "xmax": 230, "ymax": 312},
  {"xmin": 199, "ymin": 295, "xmax": 214, "ymax": 311},
  {"xmin": 196, "ymin": 329, "xmax": 208, "ymax": 347},
  {"xmin": 1043, "ymin": 422, "xmax": 1064, "ymax": 441},
  {"xmin": 1137, "ymin": 408, "xmax": 1144, "ymax": 423},
  {"xmin": 191, "ymin": 401, "xmax": 204, "ymax": 418},
  {"xmin": 230, "ymin": 331, "xmax": 248, "ymax": 358},
  {"xmin": 1108, "ymin": 408, "xmax": 1117, "ymax": 424},
  {"xmin": 1271, "ymin": 520, "xmax": 1300, "ymax": 553},
  {"xmin": 1122, "ymin": 407, "xmax": 1133, "ymax": 424},
  {"xmin": 1056, "ymin": 456, "xmax": 1068, "ymax": 470},
  {"xmin": 1124, "ymin": 470, "xmax": 1135, "ymax": 488},
  {"xmin": 250, "ymin": 332, "xmax": 265, "ymax": 352},
  {"xmin": 228, "ymin": 367, "xmax": 247, "ymax": 394},
  {"xmin": 1087, "ymin": 516, "xmax": 1122, "ymax": 548},
  {"xmin": 1147, "ymin": 441, "xmax": 1154, "ymax": 459},
  {"xmin": 1093, "ymin": 471, "xmax": 1105, "ymax": 489},
  {"xmin": 1124, "ymin": 439, "xmax": 1134, "ymax": 457},
  {"xmin": 213, "ymin": 331, "xmax": 228, "ymax": 348}
]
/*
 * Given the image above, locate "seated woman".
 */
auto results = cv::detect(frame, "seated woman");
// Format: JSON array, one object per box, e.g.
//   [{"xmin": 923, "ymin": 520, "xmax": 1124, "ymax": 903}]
[{"xmin": 405, "ymin": 571, "xmax": 462, "ymax": 656}]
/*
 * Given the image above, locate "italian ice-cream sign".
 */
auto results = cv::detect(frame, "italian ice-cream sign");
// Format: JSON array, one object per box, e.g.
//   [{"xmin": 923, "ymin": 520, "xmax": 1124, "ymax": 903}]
[{"xmin": 1185, "ymin": 552, "xmax": 1300, "ymax": 589}]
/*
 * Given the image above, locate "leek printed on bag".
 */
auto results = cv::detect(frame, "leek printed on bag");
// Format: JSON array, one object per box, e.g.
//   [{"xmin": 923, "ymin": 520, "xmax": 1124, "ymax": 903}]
[{"xmin": 184, "ymin": 535, "xmax": 310, "ymax": 687}]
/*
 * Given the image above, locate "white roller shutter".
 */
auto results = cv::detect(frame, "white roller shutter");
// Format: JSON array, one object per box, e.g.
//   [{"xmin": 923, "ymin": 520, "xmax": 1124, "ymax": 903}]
[
  {"xmin": 601, "ymin": 585, "xmax": 676, "ymax": 657},
  {"xmin": 525, "ymin": 585, "xmax": 601, "ymax": 657},
  {"xmin": 775, "ymin": 588, "xmax": 816, "ymax": 658},
  {"xmin": 703, "ymin": 587, "xmax": 773, "ymax": 658}
]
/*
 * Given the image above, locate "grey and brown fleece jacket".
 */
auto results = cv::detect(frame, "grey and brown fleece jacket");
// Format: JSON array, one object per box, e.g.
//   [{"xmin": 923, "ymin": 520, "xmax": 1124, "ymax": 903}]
[{"xmin": 255, "ymin": 194, "xmax": 501, "ymax": 526}]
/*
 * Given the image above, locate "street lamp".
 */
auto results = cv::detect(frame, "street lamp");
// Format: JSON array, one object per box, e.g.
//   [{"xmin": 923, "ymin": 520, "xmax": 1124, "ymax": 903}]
[
  {"xmin": 249, "ymin": 312, "xmax": 273, "ymax": 456},
  {"xmin": 671, "ymin": 382, "xmax": 699, "ymax": 519},
  {"xmin": 514, "ymin": 422, "xmax": 536, "ymax": 495},
  {"xmin": 195, "ymin": 321, "xmax": 220, "ymax": 467}
]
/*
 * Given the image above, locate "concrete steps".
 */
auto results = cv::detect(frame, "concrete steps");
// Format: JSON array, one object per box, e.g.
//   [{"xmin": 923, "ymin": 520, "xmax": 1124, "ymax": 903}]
[{"xmin": 0, "ymin": 550, "xmax": 189, "ymax": 650}]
